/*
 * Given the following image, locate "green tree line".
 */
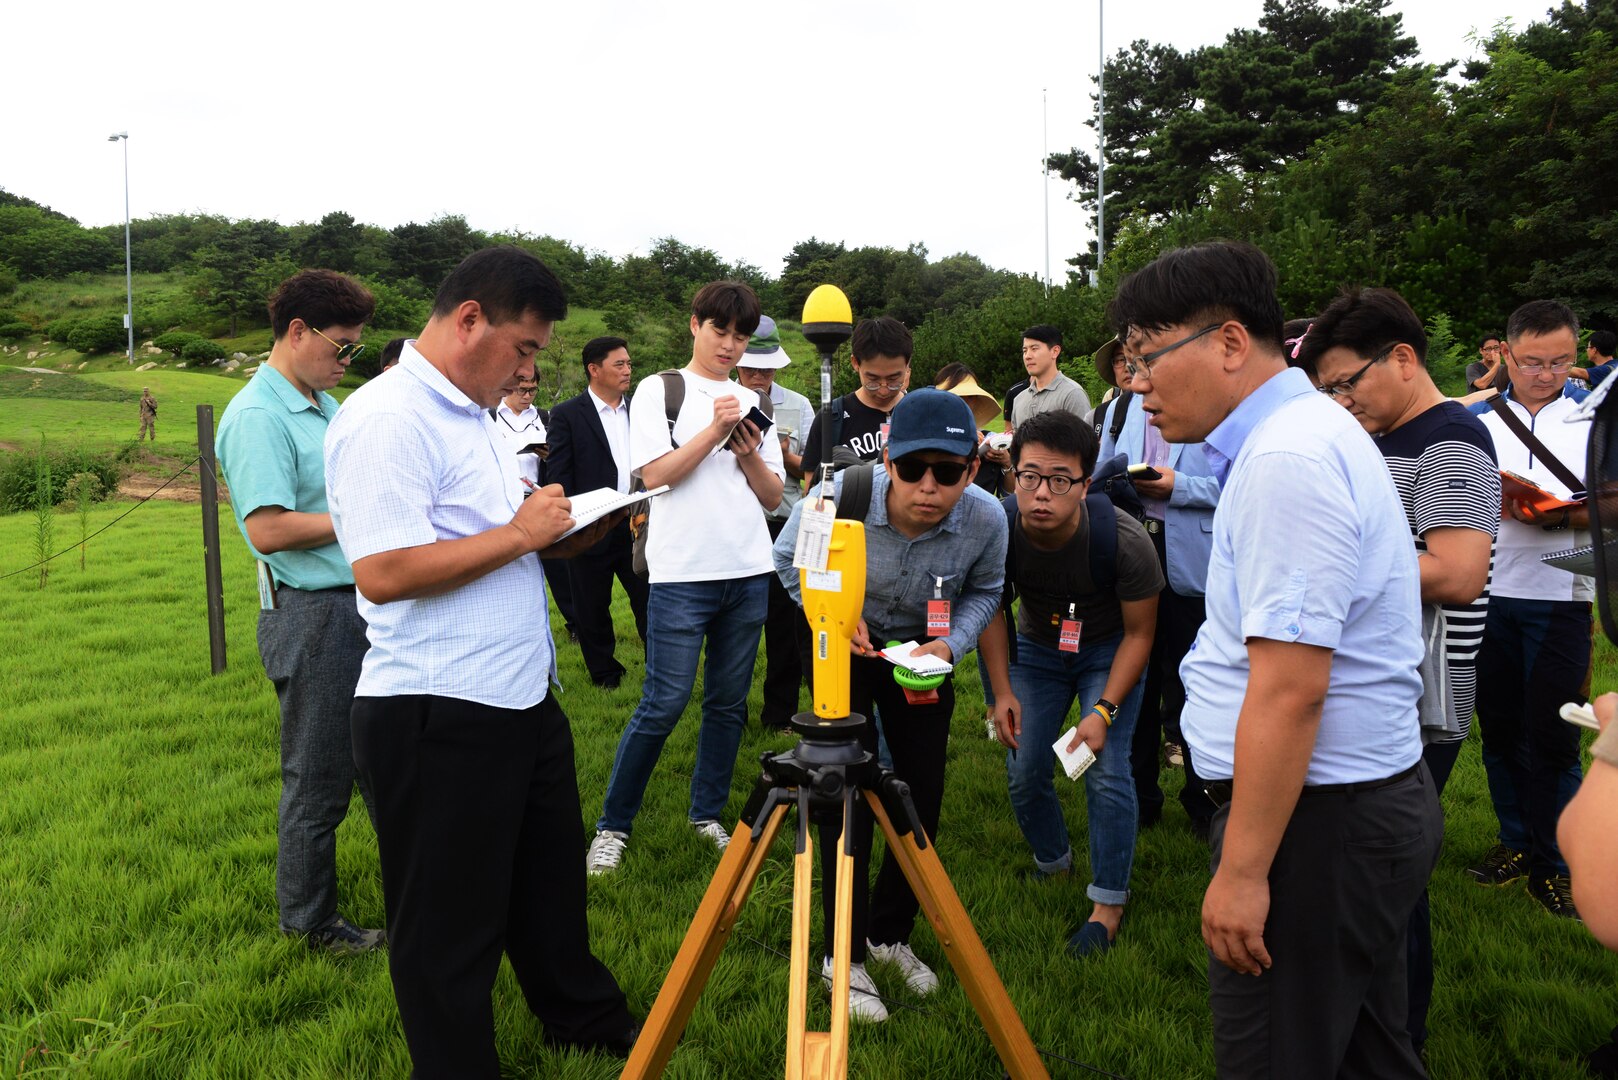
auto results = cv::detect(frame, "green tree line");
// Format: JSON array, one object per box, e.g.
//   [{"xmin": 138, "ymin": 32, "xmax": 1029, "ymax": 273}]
[{"xmin": 2, "ymin": 0, "xmax": 1611, "ymax": 401}]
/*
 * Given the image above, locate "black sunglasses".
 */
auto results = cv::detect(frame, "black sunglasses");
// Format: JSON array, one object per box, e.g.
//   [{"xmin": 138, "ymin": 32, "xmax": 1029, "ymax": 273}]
[{"xmin": 891, "ymin": 457, "xmax": 971, "ymax": 486}]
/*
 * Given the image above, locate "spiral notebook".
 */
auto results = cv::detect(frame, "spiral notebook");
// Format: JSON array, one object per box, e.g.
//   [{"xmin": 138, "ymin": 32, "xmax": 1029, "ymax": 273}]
[{"xmin": 1542, "ymin": 544, "xmax": 1598, "ymax": 576}]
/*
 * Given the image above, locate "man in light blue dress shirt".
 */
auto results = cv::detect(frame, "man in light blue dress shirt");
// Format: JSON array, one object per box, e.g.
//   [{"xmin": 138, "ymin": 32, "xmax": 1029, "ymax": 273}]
[{"xmin": 1109, "ymin": 241, "xmax": 1441, "ymax": 1079}]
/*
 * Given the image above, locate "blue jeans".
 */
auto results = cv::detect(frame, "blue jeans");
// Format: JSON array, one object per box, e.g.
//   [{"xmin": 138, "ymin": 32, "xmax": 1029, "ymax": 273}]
[
  {"xmin": 1006, "ymin": 632, "xmax": 1144, "ymax": 906},
  {"xmin": 597, "ymin": 576, "xmax": 769, "ymax": 833}
]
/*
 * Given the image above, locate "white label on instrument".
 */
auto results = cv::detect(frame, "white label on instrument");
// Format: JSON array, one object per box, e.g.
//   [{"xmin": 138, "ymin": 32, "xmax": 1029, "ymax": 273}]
[{"xmin": 805, "ymin": 569, "xmax": 842, "ymax": 593}]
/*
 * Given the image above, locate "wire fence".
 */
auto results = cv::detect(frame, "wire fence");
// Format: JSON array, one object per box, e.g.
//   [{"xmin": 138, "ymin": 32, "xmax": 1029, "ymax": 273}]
[{"xmin": 0, "ymin": 455, "xmax": 205, "ymax": 581}]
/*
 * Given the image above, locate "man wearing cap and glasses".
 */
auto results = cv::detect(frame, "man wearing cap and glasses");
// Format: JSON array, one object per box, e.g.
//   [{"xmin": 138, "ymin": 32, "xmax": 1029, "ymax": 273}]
[
  {"xmin": 216, "ymin": 268, "xmax": 384, "ymax": 954},
  {"xmin": 772, "ymin": 388, "xmax": 1007, "ymax": 1023},
  {"xmin": 1112, "ymin": 241, "xmax": 1439, "ymax": 1078},
  {"xmin": 735, "ymin": 316, "xmax": 817, "ymax": 730}
]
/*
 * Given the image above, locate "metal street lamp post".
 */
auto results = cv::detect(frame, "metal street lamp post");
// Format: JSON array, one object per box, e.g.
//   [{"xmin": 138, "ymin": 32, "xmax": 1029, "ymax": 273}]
[{"xmin": 107, "ymin": 131, "xmax": 132, "ymax": 365}]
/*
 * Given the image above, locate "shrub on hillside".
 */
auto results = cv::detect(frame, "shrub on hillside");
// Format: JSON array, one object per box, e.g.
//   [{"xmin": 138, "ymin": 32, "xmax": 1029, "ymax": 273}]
[
  {"xmin": 65, "ymin": 313, "xmax": 128, "ymax": 354},
  {"xmin": 0, "ymin": 267, "xmax": 19, "ymax": 298},
  {"xmin": 0, "ymin": 320, "xmax": 31, "ymax": 340},
  {"xmin": 181, "ymin": 338, "xmax": 227, "ymax": 363},
  {"xmin": 0, "ymin": 446, "xmax": 122, "ymax": 513},
  {"xmin": 154, "ymin": 331, "xmax": 204, "ymax": 357},
  {"xmin": 43, "ymin": 316, "xmax": 78, "ymax": 343}
]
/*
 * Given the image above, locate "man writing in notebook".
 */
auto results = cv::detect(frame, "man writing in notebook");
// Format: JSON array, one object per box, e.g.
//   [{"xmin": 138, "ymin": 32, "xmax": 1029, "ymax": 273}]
[{"xmin": 1468, "ymin": 299, "xmax": 1592, "ymax": 919}]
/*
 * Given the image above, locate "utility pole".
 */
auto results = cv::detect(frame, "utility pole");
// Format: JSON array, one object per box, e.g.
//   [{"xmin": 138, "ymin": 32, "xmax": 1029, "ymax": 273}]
[{"xmin": 107, "ymin": 132, "xmax": 133, "ymax": 364}]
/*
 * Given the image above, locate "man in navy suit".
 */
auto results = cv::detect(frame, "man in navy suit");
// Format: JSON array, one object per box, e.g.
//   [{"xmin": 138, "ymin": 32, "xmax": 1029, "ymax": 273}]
[{"xmin": 546, "ymin": 337, "xmax": 649, "ymax": 688}]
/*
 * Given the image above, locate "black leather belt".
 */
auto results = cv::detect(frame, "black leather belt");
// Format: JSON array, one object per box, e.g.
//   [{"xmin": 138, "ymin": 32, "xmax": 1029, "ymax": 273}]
[{"xmin": 1202, "ymin": 761, "xmax": 1420, "ymax": 809}]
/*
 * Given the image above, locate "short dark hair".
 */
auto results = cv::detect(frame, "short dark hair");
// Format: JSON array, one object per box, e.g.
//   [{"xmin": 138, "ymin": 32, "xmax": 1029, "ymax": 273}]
[
  {"xmin": 380, "ymin": 337, "xmax": 406, "ymax": 368},
  {"xmin": 1293, "ymin": 287, "xmax": 1428, "ymax": 374},
  {"xmin": 267, "ymin": 269, "xmax": 375, "ymax": 340},
  {"xmin": 1022, "ymin": 324, "xmax": 1063, "ymax": 349},
  {"xmin": 851, "ymin": 316, "xmax": 913, "ymax": 363},
  {"xmin": 1589, "ymin": 330, "xmax": 1616, "ymax": 359},
  {"xmin": 1108, "ymin": 240, "xmax": 1285, "ymax": 355},
  {"xmin": 431, "ymin": 245, "xmax": 568, "ymax": 325},
  {"xmin": 1010, "ymin": 409, "xmax": 1098, "ymax": 478},
  {"xmin": 690, "ymin": 281, "xmax": 761, "ymax": 335},
  {"xmin": 933, "ymin": 362, "xmax": 976, "ymax": 391},
  {"xmin": 582, "ymin": 335, "xmax": 629, "ymax": 373},
  {"xmin": 1479, "ymin": 332, "xmax": 1502, "ymax": 348},
  {"xmin": 1506, "ymin": 299, "xmax": 1579, "ymax": 343}
]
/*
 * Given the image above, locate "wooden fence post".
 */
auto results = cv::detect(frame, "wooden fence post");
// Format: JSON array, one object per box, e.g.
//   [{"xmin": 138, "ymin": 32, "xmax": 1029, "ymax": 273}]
[{"xmin": 197, "ymin": 404, "xmax": 227, "ymax": 674}]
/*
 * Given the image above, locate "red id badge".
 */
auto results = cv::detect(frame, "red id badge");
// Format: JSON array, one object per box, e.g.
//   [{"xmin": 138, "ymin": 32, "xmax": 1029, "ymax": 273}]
[
  {"xmin": 1058, "ymin": 619, "xmax": 1083, "ymax": 653},
  {"xmin": 880, "ymin": 421, "xmax": 891, "ymax": 446},
  {"xmin": 927, "ymin": 599, "xmax": 951, "ymax": 637}
]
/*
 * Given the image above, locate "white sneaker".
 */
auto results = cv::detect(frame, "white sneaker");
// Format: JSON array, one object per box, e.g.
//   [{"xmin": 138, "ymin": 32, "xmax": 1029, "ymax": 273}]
[
  {"xmin": 691, "ymin": 819, "xmax": 730, "ymax": 851},
  {"xmin": 821, "ymin": 957, "xmax": 888, "ymax": 1023},
  {"xmin": 586, "ymin": 830, "xmax": 628, "ymax": 875},
  {"xmin": 866, "ymin": 940, "xmax": 939, "ymax": 995}
]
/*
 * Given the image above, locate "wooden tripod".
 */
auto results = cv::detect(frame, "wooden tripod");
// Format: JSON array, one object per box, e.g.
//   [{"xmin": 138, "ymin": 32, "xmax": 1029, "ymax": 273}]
[{"xmin": 621, "ymin": 718, "xmax": 1050, "ymax": 1079}]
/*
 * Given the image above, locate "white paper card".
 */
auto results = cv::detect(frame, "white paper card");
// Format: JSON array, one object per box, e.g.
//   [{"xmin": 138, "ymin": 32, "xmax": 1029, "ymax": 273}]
[
  {"xmin": 1052, "ymin": 727, "xmax": 1097, "ymax": 780},
  {"xmin": 880, "ymin": 640, "xmax": 954, "ymax": 677},
  {"xmin": 793, "ymin": 501, "xmax": 836, "ymax": 571}
]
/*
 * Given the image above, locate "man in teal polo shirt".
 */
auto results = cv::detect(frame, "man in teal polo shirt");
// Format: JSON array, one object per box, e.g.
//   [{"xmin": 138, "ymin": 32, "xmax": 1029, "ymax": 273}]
[{"xmin": 217, "ymin": 268, "xmax": 383, "ymax": 953}]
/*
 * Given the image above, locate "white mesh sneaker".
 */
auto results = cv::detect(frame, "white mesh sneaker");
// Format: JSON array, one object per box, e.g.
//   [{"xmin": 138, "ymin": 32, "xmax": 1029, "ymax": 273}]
[
  {"xmin": 586, "ymin": 829, "xmax": 628, "ymax": 875},
  {"xmin": 691, "ymin": 819, "xmax": 730, "ymax": 851},
  {"xmin": 866, "ymin": 940, "xmax": 939, "ymax": 994},
  {"xmin": 821, "ymin": 957, "xmax": 888, "ymax": 1023}
]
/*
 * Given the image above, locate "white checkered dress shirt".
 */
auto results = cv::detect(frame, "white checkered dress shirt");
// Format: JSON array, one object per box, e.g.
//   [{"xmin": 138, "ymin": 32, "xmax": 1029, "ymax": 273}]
[{"xmin": 325, "ymin": 341, "xmax": 557, "ymax": 709}]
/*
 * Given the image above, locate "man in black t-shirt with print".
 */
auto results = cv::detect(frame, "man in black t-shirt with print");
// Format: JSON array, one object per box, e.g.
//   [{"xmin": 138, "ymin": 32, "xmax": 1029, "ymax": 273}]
[
  {"xmin": 800, "ymin": 316, "xmax": 912, "ymax": 481},
  {"xmin": 978, "ymin": 409, "xmax": 1161, "ymax": 959}
]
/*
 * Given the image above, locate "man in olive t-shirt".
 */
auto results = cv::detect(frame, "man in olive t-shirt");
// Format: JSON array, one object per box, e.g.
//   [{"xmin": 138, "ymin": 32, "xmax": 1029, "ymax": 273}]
[{"xmin": 979, "ymin": 409, "xmax": 1161, "ymax": 958}]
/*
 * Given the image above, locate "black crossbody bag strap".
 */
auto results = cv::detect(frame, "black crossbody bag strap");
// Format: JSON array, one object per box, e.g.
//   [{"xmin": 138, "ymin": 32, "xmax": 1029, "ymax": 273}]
[{"xmin": 1487, "ymin": 394, "xmax": 1587, "ymax": 498}]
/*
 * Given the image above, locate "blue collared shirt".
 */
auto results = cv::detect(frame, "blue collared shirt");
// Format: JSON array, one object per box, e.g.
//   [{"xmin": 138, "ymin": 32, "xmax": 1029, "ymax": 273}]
[
  {"xmin": 771, "ymin": 465, "xmax": 1007, "ymax": 660},
  {"xmin": 216, "ymin": 363, "xmax": 352, "ymax": 590},
  {"xmin": 324, "ymin": 342, "xmax": 557, "ymax": 710},
  {"xmin": 1181, "ymin": 368, "xmax": 1423, "ymax": 785}
]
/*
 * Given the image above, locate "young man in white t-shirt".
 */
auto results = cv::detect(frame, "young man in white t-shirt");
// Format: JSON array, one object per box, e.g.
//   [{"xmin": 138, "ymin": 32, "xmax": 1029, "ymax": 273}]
[{"xmin": 588, "ymin": 281, "xmax": 784, "ymax": 873}]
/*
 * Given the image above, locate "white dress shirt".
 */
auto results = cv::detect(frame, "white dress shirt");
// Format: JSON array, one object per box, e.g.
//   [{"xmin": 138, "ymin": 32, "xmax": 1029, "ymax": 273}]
[
  {"xmin": 494, "ymin": 401, "xmax": 546, "ymax": 485},
  {"xmin": 588, "ymin": 386, "xmax": 631, "ymax": 493}
]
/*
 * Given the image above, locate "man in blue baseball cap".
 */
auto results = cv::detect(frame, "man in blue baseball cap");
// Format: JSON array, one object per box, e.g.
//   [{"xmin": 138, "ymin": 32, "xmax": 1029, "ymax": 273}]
[{"xmin": 772, "ymin": 388, "xmax": 1007, "ymax": 1023}]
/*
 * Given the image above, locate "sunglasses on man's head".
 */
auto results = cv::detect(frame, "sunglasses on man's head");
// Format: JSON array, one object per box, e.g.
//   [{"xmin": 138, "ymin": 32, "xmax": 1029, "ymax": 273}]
[{"xmin": 890, "ymin": 457, "xmax": 971, "ymax": 486}]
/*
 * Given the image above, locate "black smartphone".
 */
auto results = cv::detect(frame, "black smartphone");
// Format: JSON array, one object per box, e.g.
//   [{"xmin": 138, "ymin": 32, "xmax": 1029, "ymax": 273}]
[{"xmin": 1127, "ymin": 463, "xmax": 1162, "ymax": 482}]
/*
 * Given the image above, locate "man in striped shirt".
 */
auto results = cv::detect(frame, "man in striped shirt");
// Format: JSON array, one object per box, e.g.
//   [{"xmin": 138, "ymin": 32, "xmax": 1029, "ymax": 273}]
[{"xmin": 1297, "ymin": 286, "xmax": 1499, "ymax": 1056}]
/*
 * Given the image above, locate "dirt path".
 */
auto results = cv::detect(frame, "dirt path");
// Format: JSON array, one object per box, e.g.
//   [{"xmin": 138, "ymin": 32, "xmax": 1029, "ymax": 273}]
[{"xmin": 118, "ymin": 467, "xmax": 230, "ymax": 504}]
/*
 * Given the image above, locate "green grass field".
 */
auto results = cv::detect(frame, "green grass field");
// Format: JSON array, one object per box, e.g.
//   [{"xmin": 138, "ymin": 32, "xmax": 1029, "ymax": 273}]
[{"xmin": 2, "ymin": 497, "xmax": 1618, "ymax": 1078}]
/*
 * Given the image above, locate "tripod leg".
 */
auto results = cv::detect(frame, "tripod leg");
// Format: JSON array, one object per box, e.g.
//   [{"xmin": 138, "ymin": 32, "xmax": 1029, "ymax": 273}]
[
  {"xmin": 865, "ymin": 791, "xmax": 1050, "ymax": 1080},
  {"xmin": 787, "ymin": 790, "xmax": 813, "ymax": 1080},
  {"xmin": 819, "ymin": 787, "xmax": 860, "ymax": 1079},
  {"xmin": 623, "ymin": 800, "xmax": 792, "ymax": 1079}
]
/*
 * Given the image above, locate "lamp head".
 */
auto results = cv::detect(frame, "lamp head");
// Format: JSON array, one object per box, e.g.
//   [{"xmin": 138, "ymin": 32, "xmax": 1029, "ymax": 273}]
[
  {"xmin": 108, "ymin": 132, "xmax": 127, "ymax": 142},
  {"xmin": 801, "ymin": 284, "xmax": 853, "ymax": 355}
]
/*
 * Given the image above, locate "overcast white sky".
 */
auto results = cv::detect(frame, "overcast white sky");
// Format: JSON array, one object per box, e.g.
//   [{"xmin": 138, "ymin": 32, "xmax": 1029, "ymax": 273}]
[{"xmin": 3, "ymin": 0, "xmax": 1556, "ymax": 282}]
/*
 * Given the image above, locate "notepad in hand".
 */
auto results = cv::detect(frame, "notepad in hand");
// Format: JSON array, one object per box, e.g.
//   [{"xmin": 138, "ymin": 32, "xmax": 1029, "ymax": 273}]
[
  {"xmin": 1500, "ymin": 470, "xmax": 1584, "ymax": 514},
  {"xmin": 560, "ymin": 485, "xmax": 670, "ymax": 538},
  {"xmin": 880, "ymin": 641, "xmax": 954, "ymax": 677},
  {"xmin": 1052, "ymin": 727, "xmax": 1097, "ymax": 781}
]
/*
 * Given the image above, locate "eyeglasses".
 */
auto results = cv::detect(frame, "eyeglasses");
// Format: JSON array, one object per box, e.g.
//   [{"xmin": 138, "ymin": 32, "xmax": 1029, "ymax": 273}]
[
  {"xmin": 1013, "ymin": 469, "xmax": 1085, "ymax": 495},
  {"xmin": 514, "ymin": 385, "xmax": 538, "ymax": 394},
  {"xmin": 859, "ymin": 373, "xmax": 907, "ymax": 390},
  {"xmin": 306, "ymin": 323, "xmax": 365, "ymax": 362},
  {"xmin": 1514, "ymin": 355, "xmax": 1574, "ymax": 375},
  {"xmin": 891, "ymin": 457, "xmax": 971, "ymax": 486},
  {"xmin": 1123, "ymin": 323, "xmax": 1223, "ymax": 381},
  {"xmin": 1318, "ymin": 344, "xmax": 1396, "ymax": 399}
]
